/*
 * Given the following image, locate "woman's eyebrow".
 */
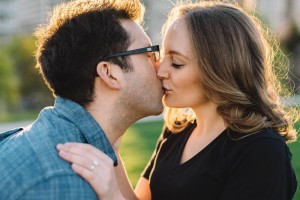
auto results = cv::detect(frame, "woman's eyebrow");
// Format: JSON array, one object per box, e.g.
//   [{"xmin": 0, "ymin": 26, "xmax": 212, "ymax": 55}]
[{"xmin": 168, "ymin": 49, "xmax": 189, "ymax": 60}]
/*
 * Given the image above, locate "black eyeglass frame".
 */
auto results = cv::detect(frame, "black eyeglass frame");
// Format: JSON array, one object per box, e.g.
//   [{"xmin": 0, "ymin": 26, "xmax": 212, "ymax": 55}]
[{"xmin": 102, "ymin": 45, "xmax": 160, "ymax": 61}]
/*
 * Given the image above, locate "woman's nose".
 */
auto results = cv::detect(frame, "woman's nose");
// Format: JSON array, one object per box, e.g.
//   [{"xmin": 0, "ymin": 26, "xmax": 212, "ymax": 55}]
[{"xmin": 156, "ymin": 61, "xmax": 168, "ymax": 80}]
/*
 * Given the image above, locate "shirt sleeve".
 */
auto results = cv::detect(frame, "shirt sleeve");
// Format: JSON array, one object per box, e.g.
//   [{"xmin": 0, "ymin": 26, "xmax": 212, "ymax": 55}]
[
  {"xmin": 16, "ymin": 174, "xmax": 98, "ymax": 200},
  {"xmin": 142, "ymin": 126, "xmax": 170, "ymax": 180},
  {"xmin": 220, "ymin": 138, "xmax": 297, "ymax": 200}
]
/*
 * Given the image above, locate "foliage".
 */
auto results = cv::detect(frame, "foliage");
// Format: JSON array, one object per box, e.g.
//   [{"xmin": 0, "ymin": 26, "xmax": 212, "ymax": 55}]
[
  {"xmin": 280, "ymin": 23, "xmax": 300, "ymax": 95},
  {"xmin": 0, "ymin": 48, "xmax": 19, "ymax": 113},
  {"xmin": 0, "ymin": 36, "xmax": 53, "ymax": 112},
  {"xmin": 0, "ymin": 111, "xmax": 39, "ymax": 123}
]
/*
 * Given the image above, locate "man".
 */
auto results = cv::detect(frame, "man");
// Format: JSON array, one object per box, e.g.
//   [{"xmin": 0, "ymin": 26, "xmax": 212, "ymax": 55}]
[{"xmin": 0, "ymin": 0, "xmax": 163, "ymax": 199}]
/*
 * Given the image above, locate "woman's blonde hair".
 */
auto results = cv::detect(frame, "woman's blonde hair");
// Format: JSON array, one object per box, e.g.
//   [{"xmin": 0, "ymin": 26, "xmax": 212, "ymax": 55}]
[{"xmin": 163, "ymin": 1, "xmax": 298, "ymax": 142}]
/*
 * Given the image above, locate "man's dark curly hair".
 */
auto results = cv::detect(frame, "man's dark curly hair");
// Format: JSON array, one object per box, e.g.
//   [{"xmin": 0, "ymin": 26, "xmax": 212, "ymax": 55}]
[{"xmin": 34, "ymin": 0, "xmax": 145, "ymax": 107}]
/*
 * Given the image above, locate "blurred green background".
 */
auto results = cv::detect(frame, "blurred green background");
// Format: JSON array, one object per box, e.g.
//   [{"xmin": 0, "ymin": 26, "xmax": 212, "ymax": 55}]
[
  {"xmin": 120, "ymin": 120, "xmax": 300, "ymax": 199},
  {"xmin": 0, "ymin": 30, "xmax": 299, "ymax": 194},
  {"xmin": 0, "ymin": 0, "xmax": 299, "ymax": 199}
]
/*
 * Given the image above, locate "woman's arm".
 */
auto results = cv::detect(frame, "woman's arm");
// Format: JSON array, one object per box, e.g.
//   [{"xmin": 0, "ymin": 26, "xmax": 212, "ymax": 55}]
[
  {"xmin": 114, "ymin": 152, "xmax": 138, "ymax": 200},
  {"xmin": 135, "ymin": 177, "xmax": 151, "ymax": 200}
]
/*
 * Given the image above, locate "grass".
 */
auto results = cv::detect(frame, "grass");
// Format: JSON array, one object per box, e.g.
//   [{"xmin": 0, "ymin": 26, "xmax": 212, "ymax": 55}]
[
  {"xmin": 121, "ymin": 120, "xmax": 300, "ymax": 199},
  {"xmin": 288, "ymin": 121, "xmax": 300, "ymax": 199},
  {"xmin": 120, "ymin": 120, "xmax": 164, "ymax": 186}
]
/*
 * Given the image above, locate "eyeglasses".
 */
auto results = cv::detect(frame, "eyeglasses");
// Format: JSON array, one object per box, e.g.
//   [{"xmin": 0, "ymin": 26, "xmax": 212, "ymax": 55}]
[{"xmin": 102, "ymin": 45, "xmax": 160, "ymax": 62}]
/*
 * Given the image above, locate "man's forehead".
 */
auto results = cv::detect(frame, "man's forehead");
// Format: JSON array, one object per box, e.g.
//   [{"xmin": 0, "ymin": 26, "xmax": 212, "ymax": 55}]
[
  {"xmin": 121, "ymin": 20, "xmax": 152, "ymax": 48},
  {"xmin": 131, "ymin": 34, "xmax": 152, "ymax": 48}
]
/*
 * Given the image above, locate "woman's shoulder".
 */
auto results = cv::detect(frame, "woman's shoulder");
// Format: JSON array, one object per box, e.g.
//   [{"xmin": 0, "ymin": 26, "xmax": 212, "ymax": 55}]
[
  {"xmin": 222, "ymin": 128, "xmax": 290, "ymax": 161},
  {"xmin": 225, "ymin": 128, "xmax": 285, "ymax": 145}
]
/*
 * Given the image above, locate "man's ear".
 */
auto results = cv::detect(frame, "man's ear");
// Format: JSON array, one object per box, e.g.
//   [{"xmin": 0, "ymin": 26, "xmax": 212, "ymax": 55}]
[{"xmin": 96, "ymin": 61, "xmax": 122, "ymax": 89}]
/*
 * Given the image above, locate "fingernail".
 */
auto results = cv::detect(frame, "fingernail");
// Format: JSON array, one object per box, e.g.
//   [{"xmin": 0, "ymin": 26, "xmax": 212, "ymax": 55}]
[
  {"xmin": 56, "ymin": 144, "xmax": 63, "ymax": 150},
  {"xmin": 59, "ymin": 150, "xmax": 67, "ymax": 157},
  {"xmin": 71, "ymin": 164, "xmax": 80, "ymax": 171}
]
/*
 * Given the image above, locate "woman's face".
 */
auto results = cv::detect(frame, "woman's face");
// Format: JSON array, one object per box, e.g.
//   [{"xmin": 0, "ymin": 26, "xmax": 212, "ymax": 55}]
[{"xmin": 158, "ymin": 18, "xmax": 209, "ymax": 109}]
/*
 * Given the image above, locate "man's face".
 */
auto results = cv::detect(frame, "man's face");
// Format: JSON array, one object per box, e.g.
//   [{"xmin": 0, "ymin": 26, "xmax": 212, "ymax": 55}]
[{"xmin": 119, "ymin": 20, "xmax": 164, "ymax": 117}]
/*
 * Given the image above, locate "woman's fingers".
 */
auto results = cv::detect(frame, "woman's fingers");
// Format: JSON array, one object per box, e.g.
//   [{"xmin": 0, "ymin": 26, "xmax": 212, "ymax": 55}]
[
  {"xmin": 71, "ymin": 163, "xmax": 105, "ymax": 185},
  {"xmin": 70, "ymin": 162, "xmax": 115, "ymax": 200},
  {"xmin": 56, "ymin": 142, "xmax": 123, "ymax": 199},
  {"xmin": 57, "ymin": 143, "xmax": 114, "ymax": 171},
  {"xmin": 58, "ymin": 149, "xmax": 96, "ymax": 170},
  {"xmin": 57, "ymin": 142, "xmax": 111, "ymax": 162}
]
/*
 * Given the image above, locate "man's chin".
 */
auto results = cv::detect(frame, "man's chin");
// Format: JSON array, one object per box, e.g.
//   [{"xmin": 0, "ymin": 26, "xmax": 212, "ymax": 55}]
[{"xmin": 153, "ymin": 105, "xmax": 164, "ymax": 115}]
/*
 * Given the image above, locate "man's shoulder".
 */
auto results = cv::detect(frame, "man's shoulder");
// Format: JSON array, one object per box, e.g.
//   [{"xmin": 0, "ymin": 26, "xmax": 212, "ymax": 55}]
[
  {"xmin": 0, "ymin": 109, "xmax": 87, "ymax": 196},
  {"xmin": 0, "ymin": 124, "xmax": 76, "ymax": 176},
  {"xmin": 15, "ymin": 174, "xmax": 98, "ymax": 199},
  {"xmin": 0, "ymin": 125, "xmax": 89, "ymax": 199},
  {"xmin": 1, "ymin": 162, "xmax": 96, "ymax": 199}
]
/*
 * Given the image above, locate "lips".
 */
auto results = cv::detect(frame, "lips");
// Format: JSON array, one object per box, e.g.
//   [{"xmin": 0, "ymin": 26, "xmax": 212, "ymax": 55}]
[{"xmin": 162, "ymin": 86, "xmax": 171, "ymax": 94}]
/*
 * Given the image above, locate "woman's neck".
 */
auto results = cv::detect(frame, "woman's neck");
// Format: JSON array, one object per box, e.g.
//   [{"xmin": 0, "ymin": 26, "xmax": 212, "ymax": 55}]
[{"xmin": 192, "ymin": 102, "xmax": 226, "ymax": 136}]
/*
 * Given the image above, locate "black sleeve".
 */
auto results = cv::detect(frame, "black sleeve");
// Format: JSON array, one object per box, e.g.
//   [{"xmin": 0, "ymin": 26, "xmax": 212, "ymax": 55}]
[
  {"xmin": 220, "ymin": 138, "xmax": 297, "ymax": 200},
  {"xmin": 142, "ymin": 125, "xmax": 170, "ymax": 180}
]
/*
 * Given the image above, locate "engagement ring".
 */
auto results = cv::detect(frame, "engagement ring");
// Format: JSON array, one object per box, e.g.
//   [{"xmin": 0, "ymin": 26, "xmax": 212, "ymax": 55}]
[{"xmin": 90, "ymin": 160, "xmax": 99, "ymax": 170}]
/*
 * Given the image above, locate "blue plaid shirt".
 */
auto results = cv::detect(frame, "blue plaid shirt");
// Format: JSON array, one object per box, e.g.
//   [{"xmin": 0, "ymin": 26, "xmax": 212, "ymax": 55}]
[{"xmin": 0, "ymin": 97, "xmax": 117, "ymax": 199}]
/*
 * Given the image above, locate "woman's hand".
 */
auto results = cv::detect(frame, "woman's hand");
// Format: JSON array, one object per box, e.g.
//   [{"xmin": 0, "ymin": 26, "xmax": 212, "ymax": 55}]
[{"xmin": 56, "ymin": 142, "xmax": 125, "ymax": 200}]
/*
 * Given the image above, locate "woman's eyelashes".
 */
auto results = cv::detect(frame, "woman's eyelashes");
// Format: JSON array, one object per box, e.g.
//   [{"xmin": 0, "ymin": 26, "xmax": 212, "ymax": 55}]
[
  {"xmin": 162, "ymin": 54, "xmax": 184, "ymax": 68},
  {"xmin": 171, "ymin": 62, "xmax": 184, "ymax": 68}
]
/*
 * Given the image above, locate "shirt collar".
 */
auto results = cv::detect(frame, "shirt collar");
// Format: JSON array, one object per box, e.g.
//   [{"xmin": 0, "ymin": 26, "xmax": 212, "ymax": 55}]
[{"xmin": 54, "ymin": 96, "xmax": 118, "ymax": 166}]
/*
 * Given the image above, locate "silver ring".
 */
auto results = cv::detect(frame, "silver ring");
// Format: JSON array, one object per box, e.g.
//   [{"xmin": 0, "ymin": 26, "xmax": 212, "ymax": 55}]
[{"xmin": 90, "ymin": 160, "xmax": 99, "ymax": 170}]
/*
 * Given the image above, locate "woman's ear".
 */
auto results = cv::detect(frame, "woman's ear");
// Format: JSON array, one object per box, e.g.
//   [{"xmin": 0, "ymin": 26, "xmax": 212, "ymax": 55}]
[{"xmin": 96, "ymin": 61, "xmax": 122, "ymax": 89}]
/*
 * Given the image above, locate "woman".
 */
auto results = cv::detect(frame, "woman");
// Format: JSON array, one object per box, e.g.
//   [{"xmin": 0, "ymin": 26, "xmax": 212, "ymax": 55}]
[{"xmin": 57, "ymin": 1, "xmax": 298, "ymax": 199}]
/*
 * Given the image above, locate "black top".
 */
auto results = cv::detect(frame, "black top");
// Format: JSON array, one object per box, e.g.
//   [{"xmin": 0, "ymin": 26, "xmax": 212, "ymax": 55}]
[{"xmin": 142, "ymin": 122, "xmax": 297, "ymax": 200}]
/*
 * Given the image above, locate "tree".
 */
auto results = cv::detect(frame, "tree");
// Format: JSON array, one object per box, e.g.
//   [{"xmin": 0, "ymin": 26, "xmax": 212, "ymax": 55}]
[
  {"xmin": 5, "ymin": 36, "xmax": 53, "ymax": 111},
  {"xmin": 0, "ymin": 48, "xmax": 19, "ymax": 114}
]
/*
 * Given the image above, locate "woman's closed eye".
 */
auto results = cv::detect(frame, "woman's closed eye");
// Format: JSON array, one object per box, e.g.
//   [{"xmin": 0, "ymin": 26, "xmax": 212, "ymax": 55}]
[{"xmin": 171, "ymin": 63, "xmax": 184, "ymax": 68}]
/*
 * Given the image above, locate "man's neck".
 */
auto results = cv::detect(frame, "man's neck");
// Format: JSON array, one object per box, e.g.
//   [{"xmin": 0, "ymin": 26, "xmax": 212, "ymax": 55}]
[{"xmin": 86, "ymin": 101, "xmax": 136, "ymax": 145}]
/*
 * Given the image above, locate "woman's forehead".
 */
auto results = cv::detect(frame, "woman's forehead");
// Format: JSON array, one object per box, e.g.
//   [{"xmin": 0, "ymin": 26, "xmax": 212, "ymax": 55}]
[{"xmin": 163, "ymin": 19, "xmax": 190, "ymax": 52}]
